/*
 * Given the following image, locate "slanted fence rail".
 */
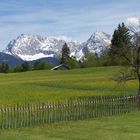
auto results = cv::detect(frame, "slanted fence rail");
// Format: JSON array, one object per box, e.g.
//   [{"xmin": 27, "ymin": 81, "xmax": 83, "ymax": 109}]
[{"xmin": 0, "ymin": 95, "xmax": 139, "ymax": 129}]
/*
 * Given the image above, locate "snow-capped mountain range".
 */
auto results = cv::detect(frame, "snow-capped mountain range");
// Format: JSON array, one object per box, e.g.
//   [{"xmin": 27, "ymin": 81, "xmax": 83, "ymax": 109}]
[{"xmin": 3, "ymin": 32, "xmax": 111, "ymax": 61}]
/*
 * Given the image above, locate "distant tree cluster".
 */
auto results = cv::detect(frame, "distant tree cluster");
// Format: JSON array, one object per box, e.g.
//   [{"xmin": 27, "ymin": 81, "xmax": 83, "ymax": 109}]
[
  {"xmin": 14, "ymin": 61, "xmax": 30, "ymax": 72},
  {"xmin": 0, "ymin": 61, "xmax": 53, "ymax": 74},
  {"xmin": 32, "ymin": 61, "xmax": 53, "ymax": 70}
]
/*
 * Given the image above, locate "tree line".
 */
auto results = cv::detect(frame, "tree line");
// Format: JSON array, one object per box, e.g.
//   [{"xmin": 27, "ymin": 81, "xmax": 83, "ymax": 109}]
[
  {"xmin": 0, "ymin": 61, "xmax": 53, "ymax": 73},
  {"xmin": 0, "ymin": 22, "xmax": 140, "ymax": 76}
]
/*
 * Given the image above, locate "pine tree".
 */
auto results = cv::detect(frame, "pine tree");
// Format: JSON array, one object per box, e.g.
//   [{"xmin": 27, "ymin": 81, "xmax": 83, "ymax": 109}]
[
  {"xmin": 110, "ymin": 22, "xmax": 132, "ymax": 60},
  {"xmin": 61, "ymin": 43, "xmax": 70, "ymax": 64}
]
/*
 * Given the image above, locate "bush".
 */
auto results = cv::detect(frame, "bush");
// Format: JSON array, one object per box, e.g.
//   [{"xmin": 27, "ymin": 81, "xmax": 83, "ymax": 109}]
[{"xmin": 32, "ymin": 61, "xmax": 53, "ymax": 70}]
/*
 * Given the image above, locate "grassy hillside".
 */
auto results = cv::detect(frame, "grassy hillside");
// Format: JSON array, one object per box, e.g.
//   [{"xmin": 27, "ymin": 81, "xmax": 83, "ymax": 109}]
[{"xmin": 0, "ymin": 66, "xmax": 137, "ymax": 105}]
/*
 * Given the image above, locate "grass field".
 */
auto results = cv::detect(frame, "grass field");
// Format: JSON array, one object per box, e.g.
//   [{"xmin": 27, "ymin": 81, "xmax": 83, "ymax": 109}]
[
  {"xmin": 0, "ymin": 111, "xmax": 140, "ymax": 140},
  {"xmin": 0, "ymin": 66, "xmax": 139, "ymax": 140},
  {"xmin": 0, "ymin": 66, "xmax": 138, "ymax": 105}
]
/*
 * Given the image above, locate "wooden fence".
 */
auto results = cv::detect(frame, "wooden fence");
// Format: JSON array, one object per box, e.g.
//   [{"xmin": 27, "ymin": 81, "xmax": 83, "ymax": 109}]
[{"xmin": 0, "ymin": 95, "xmax": 139, "ymax": 129}]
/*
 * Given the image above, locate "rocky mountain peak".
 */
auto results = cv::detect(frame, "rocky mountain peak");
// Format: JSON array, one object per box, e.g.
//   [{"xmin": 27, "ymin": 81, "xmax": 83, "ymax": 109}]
[{"xmin": 3, "ymin": 32, "xmax": 111, "ymax": 61}]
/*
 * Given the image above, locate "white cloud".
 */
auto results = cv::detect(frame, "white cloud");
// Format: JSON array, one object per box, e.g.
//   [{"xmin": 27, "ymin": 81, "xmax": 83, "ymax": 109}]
[{"xmin": 127, "ymin": 17, "xmax": 140, "ymax": 26}]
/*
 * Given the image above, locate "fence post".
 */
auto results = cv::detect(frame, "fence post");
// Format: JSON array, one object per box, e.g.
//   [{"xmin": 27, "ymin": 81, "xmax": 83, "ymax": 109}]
[
  {"xmin": 8, "ymin": 105, "xmax": 11, "ymax": 129},
  {"xmin": 92, "ymin": 96, "xmax": 95, "ymax": 118},
  {"xmin": 1, "ymin": 105, "xmax": 4, "ymax": 129}
]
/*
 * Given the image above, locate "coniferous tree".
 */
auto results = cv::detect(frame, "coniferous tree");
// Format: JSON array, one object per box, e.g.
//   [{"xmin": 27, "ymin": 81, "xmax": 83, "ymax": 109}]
[
  {"xmin": 61, "ymin": 43, "xmax": 70, "ymax": 64},
  {"xmin": 110, "ymin": 22, "xmax": 132, "ymax": 64}
]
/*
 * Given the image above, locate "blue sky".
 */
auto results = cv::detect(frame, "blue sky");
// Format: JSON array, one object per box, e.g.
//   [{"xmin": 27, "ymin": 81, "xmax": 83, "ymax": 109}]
[{"xmin": 0, "ymin": 0, "xmax": 140, "ymax": 50}]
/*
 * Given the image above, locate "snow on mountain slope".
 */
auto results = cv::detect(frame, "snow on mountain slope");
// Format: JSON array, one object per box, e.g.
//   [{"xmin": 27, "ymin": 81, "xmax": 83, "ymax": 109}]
[
  {"xmin": 85, "ymin": 32, "xmax": 111, "ymax": 55},
  {"xmin": 3, "ymin": 32, "xmax": 111, "ymax": 61},
  {"xmin": 3, "ymin": 34, "xmax": 81, "ymax": 61},
  {"xmin": 74, "ymin": 32, "xmax": 111, "ymax": 60}
]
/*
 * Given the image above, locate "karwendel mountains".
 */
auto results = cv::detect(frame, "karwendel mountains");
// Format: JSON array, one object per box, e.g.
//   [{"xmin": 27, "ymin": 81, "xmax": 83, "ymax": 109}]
[{"xmin": 1, "ymin": 32, "xmax": 111, "ymax": 67}]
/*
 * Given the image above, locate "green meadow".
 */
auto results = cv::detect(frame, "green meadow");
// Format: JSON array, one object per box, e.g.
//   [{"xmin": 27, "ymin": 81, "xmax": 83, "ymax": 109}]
[
  {"xmin": 0, "ymin": 66, "xmax": 137, "ymax": 105},
  {"xmin": 0, "ymin": 66, "xmax": 139, "ymax": 140}
]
